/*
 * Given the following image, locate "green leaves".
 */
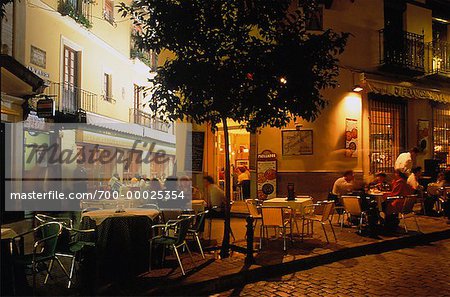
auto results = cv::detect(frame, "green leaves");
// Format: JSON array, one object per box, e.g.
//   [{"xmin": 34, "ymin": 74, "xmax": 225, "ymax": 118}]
[{"xmin": 119, "ymin": 0, "xmax": 348, "ymax": 132}]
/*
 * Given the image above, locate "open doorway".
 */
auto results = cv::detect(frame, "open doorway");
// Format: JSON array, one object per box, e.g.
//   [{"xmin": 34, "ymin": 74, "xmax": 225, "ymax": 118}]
[{"xmin": 216, "ymin": 126, "xmax": 250, "ymax": 201}]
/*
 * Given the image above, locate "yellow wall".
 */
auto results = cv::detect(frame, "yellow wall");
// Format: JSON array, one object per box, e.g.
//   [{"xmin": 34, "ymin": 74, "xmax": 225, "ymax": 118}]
[
  {"xmin": 404, "ymin": 3, "xmax": 433, "ymax": 42},
  {"xmin": 20, "ymin": 0, "xmax": 152, "ymax": 122},
  {"xmin": 257, "ymin": 69, "xmax": 362, "ymax": 173}
]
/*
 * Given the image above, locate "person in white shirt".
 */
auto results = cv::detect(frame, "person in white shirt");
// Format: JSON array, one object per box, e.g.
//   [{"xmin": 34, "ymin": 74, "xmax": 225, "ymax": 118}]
[
  {"xmin": 394, "ymin": 147, "xmax": 419, "ymax": 175},
  {"xmin": 332, "ymin": 170, "xmax": 355, "ymax": 196}
]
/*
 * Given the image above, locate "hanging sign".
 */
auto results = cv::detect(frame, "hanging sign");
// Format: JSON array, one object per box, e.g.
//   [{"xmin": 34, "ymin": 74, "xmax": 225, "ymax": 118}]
[
  {"xmin": 36, "ymin": 98, "xmax": 55, "ymax": 118},
  {"xmin": 257, "ymin": 150, "xmax": 277, "ymax": 200}
]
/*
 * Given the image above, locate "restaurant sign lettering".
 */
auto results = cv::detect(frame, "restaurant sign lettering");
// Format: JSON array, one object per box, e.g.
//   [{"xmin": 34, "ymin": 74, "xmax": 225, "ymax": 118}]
[{"xmin": 367, "ymin": 80, "xmax": 450, "ymax": 103}]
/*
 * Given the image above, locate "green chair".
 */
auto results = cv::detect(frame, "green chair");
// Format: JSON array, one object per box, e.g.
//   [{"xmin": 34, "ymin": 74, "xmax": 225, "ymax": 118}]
[
  {"xmin": 35, "ymin": 214, "xmax": 96, "ymax": 288},
  {"xmin": 10, "ymin": 222, "xmax": 63, "ymax": 295},
  {"xmin": 149, "ymin": 217, "xmax": 195, "ymax": 275}
]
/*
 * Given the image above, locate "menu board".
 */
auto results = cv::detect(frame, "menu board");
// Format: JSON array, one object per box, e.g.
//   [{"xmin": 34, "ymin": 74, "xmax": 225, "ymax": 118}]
[
  {"xmin": 190, "ymin": 131, "xmax": 205, "ymax": 173},
  {"xmin": 257, "ymin": 150, "xmax": 277, "ymax": 200}
]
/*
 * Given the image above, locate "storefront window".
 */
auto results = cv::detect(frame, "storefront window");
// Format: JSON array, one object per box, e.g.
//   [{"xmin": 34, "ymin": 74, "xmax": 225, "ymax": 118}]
[
  {"xmin": 433, "ymin": 104, "xmax": 450, "ymax": 168},
  {"xmin": 369, "ymin": 96, "xmax": 407, "ymax": 173}
]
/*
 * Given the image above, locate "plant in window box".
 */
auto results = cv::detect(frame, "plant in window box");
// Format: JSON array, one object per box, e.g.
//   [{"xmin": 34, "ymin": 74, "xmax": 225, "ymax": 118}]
[{"xmin": 58, "ymin": 0, "xmax": 93, "ymax": 29}]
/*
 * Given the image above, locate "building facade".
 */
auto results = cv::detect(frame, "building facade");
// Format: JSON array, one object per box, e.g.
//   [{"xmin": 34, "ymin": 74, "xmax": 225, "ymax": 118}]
[
  {"xmin": 1, "ymin": 0, "xmax": 176, "ymax": 218},
  {"xmin": 195, "ymin": 0, "xmax": 450, "ymax": 201}
]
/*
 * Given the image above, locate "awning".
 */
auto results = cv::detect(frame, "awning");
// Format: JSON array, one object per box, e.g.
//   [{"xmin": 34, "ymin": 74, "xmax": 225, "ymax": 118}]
[
  {"xmin": 362, "ymin": 73, "xmax": 450, "ymax": 104},
  {"xmin": 85, "ymin": 112, "xmax": 176, "ymax": 148},
  {"xmin": 1, "ymin": 54, "xmax": 46, "ymax": 97}
]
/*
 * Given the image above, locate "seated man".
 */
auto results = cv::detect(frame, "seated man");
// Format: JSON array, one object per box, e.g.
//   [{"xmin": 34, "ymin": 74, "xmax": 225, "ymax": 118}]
[
  {"xmin": 204, "ymin": 175, "xmax": 226, "ymax": 218},
  {"xmin": 332, "ymin": 170, "xmax": 355, "ymax": 196},
  {"xmin": 368, "ymin": 172, "xmax": 391, "ymax": 191},
  {"xmin": 407, "ymin": 166, "xmax": 424, "ymax": 194}
]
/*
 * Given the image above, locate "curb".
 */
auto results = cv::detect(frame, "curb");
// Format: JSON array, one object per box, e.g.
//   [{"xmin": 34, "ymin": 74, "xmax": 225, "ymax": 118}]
[{"xmin": 157, "ymin": 227, "xmax": 450, "ymax": 296}]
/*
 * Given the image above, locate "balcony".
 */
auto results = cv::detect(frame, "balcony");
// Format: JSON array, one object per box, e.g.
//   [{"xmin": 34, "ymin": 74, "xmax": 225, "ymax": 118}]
[
  {"xmin": 58, "ymin": 0, "xmax": 92, "ymax": 28},
  {"xmin": 44, "ymin": 82, "xmax": 98, "ymax": 114},
  {"xmin": 129, "ymin": 108, "xmax": 174, "ymax": 134},
  {"xmin": 425, "ymin": 40, "xmax": 450, "ymax": 76},
  {"xmin": 379, "ymin": 29, "xmax": 425, "ymax": 74}
]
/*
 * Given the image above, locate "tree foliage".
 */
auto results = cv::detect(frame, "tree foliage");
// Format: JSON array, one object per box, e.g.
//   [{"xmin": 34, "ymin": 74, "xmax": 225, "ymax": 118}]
[{"xmin": 119, "ymin": 0, "xmax": 349, "ymax": 132}]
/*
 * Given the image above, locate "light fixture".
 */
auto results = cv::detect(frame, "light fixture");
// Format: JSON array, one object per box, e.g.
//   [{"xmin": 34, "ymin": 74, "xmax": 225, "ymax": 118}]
[
  {"xmin": 279, "ymin": 76, "xmax": 287, "ymax": 85},
  {"xmin": 352, "ymin": 84, "xmax": 363, "ymax": 92}
]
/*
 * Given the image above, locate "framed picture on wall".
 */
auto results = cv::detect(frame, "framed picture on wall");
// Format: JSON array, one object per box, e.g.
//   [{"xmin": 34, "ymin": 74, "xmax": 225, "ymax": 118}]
[
  {"xmin": 282, "ymin": 130, "xmax": 313, "ymax": 156},
  {"xmin": 417, "ymin": 119, "xmax": 429, "ymax": 152}
]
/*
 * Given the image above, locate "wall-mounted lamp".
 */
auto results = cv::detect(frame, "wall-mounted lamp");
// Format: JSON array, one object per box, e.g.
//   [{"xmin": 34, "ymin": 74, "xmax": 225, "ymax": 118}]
[{"xmin": 352, "ymin": 84, "xmax": 363, "ymax": 92}]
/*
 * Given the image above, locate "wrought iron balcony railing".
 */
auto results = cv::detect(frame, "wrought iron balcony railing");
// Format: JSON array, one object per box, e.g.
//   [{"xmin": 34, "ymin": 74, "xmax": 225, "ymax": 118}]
[
  {"xmin": 58, "ymin": 0, "xmax": 92, "ymax": 28},
  {"xmin": 129, "ymin": 108, "xmax": 174, "ymax": 134},
  {"xmin": 379, "ymin": 29, "xmax": 425, "ymax": 73},
  {"xmin": 44, "ymin": 82, "xmax": 98, "ymax": 114},
  {"xmin": 425, "ymin": 40, "xmax": 450, "ymax": 76}
]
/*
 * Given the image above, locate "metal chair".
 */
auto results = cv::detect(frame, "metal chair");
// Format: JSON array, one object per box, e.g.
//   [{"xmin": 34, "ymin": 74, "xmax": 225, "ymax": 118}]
[
  {"xmin": 10, "ymin": 222, "xmax": 63, "ymax": 295},
  {"xmin": 400, "ymin": 195, "xmax": 421, "ymax": 233},
  {"xmin": 149, "ymin": 217, "xmax": 195, "ymax": 275},
  {"xmin": 187, "ymin": 210, "xmax": 209, "ymax": 259},
  {"xmin": 260, "ymin": 206, "xmax": 293, "ymax": 251},
  {"xmin": 245, "ymin": 199, "xmax": 262, "ymax": 228},
  {"xmin": 35, "ymin": 214, "xmax": 96, "ymax": 288},
  {"xmin": 301, "ymin": 201, "xmax": 337, "ymax": 243},
  {"xmin": 341, "ymin": 196, "xmax": 367, "ymax": 233}
]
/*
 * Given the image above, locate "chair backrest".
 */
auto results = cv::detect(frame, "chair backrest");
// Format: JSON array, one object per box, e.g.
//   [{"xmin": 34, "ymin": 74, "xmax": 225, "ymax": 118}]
[
  {"xmin": 175, "ymin": 217, "xmax": 193, "ymax": 245},
  {"xmin": 192, "ymin": 210, "xmax": 209, "ymax": 232},
  {"xmin": 261, "ymin": 207, "xmax": 288, "ymax": 227},
  {"xmin": 35, "ymin": 214, "xmax": 73, "ymax": 228},
  {"xmin": 138, "ymin": 203, "xmax": 160, "ymax": 210},
  {"xmin": 37, "ymin": 222, "xmax": 63, "ymax": 258},
  {"xmin": 245, "ymin": 199, "xmax": 260, "ymax": 217},
  {"xmin": 444, "ymin": 187, "xmax": 450, "ymax": 199},
  {"xmin": 427, "ymin": 185, "xmax": 441, "ymax": 196},
  {"xmin": 402, "ymin": 195, "xmax": 417, "ymax": 214},
  {"xmin": 321, "ymin": 202, "xmax": 335, "ymax": 222},
  {"xmin": 341, "ymin": 196, "xmax": 362, "ymax": 216}
]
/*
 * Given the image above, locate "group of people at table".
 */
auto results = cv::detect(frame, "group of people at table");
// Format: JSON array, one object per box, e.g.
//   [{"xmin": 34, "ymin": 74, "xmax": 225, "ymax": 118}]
[{"xmin": 331, "ymin": 147, "xmax": 450, "ymax": 229}]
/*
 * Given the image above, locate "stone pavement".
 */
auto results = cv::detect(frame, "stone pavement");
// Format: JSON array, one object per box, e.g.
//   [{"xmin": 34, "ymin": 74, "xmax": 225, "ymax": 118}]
[
  {"xmin": 5, "ymin": 213, "xmax": 450, "ymax": 296},
  {"xmin": 216, "ymin": 238, "xmax": 450, "ymax": 297}
]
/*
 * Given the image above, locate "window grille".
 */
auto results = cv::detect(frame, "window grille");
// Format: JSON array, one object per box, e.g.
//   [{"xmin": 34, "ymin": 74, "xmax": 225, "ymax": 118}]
[
  {"xmin": 369, "ymin": 95, "xmax": 407, "ymax": 173},
  {"xmin": 433, "ymin": 104, "xmax": 450, "ymax": 168}
]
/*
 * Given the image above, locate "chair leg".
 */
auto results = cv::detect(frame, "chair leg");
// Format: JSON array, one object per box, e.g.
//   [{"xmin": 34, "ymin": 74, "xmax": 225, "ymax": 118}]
[
  {"xmin": 259, "ymin": 224, "xmax": 263, "ymax": 250},
  {"xmin": 301, "ymin": 219, "xmax": 305, "ymax": 242},
  {"xmin": 32, "ymin": 262, "xmax": 36, "ymax": 296},
  {"xmin": 329, "ymin": 220, "xmax": 337, "ymax": 242},
  {"xmin": 55, "ymin": 257, "xmax": 71, "ymax": 280},
  {"xmin": 185, "ymin": 241, "xmax": 196, "ymax": 267},
  {"xmin": 402, "ymin": 214, "xmax": 408, "ymax": 233},
  {"xmin": 321, "ymin": 223, "xmax": 329, "ymax": 244},
  {"xmin": 68, "ymin": 256, "xmax": 76, "ymax": 289},
  {"xmin": 195, "ymin": 233, "xmax": 205, "ymax": 259},
  {"xmin": 414, "ymin": 216, "xmax": 421, "ymax": 233},
  {"xmin": 149, "ymin": 240, "xmax": 153, "ymax": 271},
  {"xmin": 44, "ymin": 259, "xmax": 54, "ymax": 284},
  {"xmin": 173, "ymin": 245, "xmax": 185, "ymax": 276},
  {"xmin": 282, "ymin": 226, "xmax": 286, "ymax": 251}
]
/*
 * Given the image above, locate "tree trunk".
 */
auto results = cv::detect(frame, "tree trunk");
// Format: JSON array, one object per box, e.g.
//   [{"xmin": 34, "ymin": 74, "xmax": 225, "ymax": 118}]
[{"xmin": 220, "ymin": 117, "xmax": 231, "ymax": 258}]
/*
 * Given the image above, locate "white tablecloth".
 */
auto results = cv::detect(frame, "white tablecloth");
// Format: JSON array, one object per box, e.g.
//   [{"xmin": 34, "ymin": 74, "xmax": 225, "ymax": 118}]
[{"xmin": 263, "ymin": 197, "xmax": 313, "ymax": 215}]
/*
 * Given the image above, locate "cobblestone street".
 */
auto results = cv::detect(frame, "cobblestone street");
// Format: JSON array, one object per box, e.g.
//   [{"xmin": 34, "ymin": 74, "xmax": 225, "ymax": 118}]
[{"xmin": 216, "ymin": 238, "xmax": 450, "ymax": 297}]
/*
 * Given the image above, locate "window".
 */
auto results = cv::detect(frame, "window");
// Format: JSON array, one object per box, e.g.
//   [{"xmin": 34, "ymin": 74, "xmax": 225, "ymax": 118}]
[
  {"xmin": 305, "ymin": 5, "xmax": 323, "ymax": 31},
  {"xmin": 103, "ymin": 73, "xmax": 113, "ymax": 102},
  {"xmin": 369, "ymin": 95, "xmax": 407, "ymax": 173},
  {"xmin": 104, "ymin": 0, "xmax": 114, "ymax": 24},
  {"xmin": 433, "ymin": 104, "xmax": 450, "ymax": 168},
  {"xmin": 1, "ymin": 1, "xmax": 13, "ymax": 56}
]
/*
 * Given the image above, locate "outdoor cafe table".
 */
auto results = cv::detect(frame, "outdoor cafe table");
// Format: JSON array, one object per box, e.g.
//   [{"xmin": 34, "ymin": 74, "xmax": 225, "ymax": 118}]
[
  {"xmin": 366, "ymin": 190, "xmax": 388, "ymax": 211},
  {"xmin": 81, "ymin": 208, "xmax": 160, "ymax": 282},
  {"xmin": 263, "ymin": 197, "xmax": 313, "ymax": 216}
]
